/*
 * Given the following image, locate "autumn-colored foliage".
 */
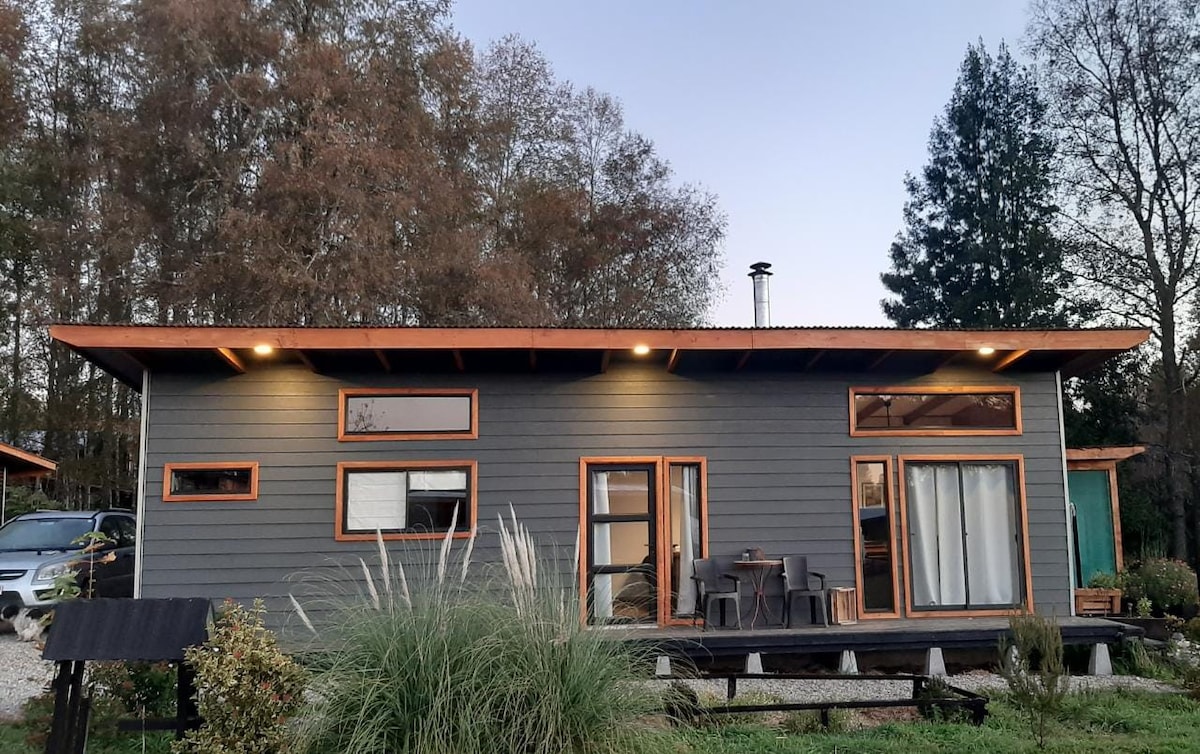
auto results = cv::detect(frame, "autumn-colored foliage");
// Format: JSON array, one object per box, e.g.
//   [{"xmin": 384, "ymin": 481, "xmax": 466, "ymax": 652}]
[{"xmin": 0, "ymin": 0, "xmax": 724, "ymax": 504}]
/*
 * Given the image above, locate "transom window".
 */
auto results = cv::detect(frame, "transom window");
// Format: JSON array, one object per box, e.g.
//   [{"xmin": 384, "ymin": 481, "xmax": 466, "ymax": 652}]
[
  {"xmin": 163, "ymin": 463, "xmax": 259, "ymax": 502},
  {"xmin": 339, "ymin": 388, "xmax": 477, "ymax": 441},
  {"xmin": 850, "ymin": 387, "xmax": 1020, "ymax": 436},
  {"xmin": 336, "ymin": 461, "xmax": 476, "ymax": 541}
]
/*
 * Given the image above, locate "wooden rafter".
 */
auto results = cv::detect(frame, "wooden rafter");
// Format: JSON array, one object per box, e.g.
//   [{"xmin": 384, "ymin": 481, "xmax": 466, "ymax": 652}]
[
  {"xmin": 599, "ymin": 350, "xmax": 611, "ymax": 373},
  {"xmin": 452, "ymin": 349, "xmax": 465, "ymax": 372},
  {"xmin": 855, "ymin": 397, "xmax": 889, "ymax": 425},
  {"xmin": 868, "ymin": 350, "xmax": 894, "ymax": 370},
  {"xmin": 803, "ymin": 350, "xmax": 826, "ymax": 370},
  {"xmin": 898, "ymin": 394, "xmax": 957, "ymax": 425},
  {"xmin": 992, "ymin": 349, "xmax": 1030, "ymax": 372},
  {"xmin": 934, "ymin": 351, "xmax": 960, "ymax": 370},
  {"xmin": 735, "ymin": 350, "xmax": 752, "ymax": 370},
  {"xmin": 529, "ymin": 349, "xmax": 537, "ymax": 370},
  {"xmin": 666, "ymin": 349, "xmax": 681, "ymax": 373},
  {"xmin": 373, "ymin": 349, "xmax": 392, "ymax": 372},
  {"xmin": 294, "ymin": 349, "xmax": 317, "ymax": 372},
  {"xmin": 214, "ymin": 348, "xmax": 245, "ymax": 374}
]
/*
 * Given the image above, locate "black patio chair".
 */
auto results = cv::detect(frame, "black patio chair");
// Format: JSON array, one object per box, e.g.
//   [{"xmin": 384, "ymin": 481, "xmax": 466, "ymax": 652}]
[
  {"xmin": 691, "ymin": 558, "xmax": 742, "ymax": 630},
  {"xmin": 781, "ymin": 555, "xmax": 829, "ymax": 627}
]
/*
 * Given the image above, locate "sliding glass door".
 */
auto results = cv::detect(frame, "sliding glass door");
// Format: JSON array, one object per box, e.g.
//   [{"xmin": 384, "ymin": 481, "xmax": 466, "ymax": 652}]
[
  {"xmin": 583, "ymin": 458, "xmax": 706, "ymax": 626},
  {"xmin": 903, "ymin": 459, "xmax": 1025, "ymax": 611}
]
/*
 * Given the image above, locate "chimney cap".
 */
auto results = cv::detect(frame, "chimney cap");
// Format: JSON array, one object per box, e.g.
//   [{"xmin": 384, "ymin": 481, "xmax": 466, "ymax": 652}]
[{"xmin": 748, "ymin": 262, "xmax": 773, "ymax": 277}]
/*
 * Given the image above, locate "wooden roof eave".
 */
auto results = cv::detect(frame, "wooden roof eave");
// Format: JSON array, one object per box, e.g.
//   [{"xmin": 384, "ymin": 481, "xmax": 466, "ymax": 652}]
[
  {"xmin": 48, "ymin": 324, "xmax": 1151, "ymax": 354},
  {"xmin": 47, "ymin": 325, "xmax": 1151, "ymax": 389},
  {"xmin": 0, "ymin": 441, "xmax": 58, "ymax": 476},
  {"xmin": 1066, "ymin": 446, "xmax": 1147, "ymax": 463}
]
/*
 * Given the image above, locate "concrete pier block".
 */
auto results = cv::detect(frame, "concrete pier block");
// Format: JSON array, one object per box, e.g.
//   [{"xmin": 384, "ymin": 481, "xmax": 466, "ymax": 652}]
[
  {"xmin": 838, "ymin": 650, "xmax": 859, "ymax": 674},
  {"xmin": 1088, "ymin": 643, "xmax": 1112, "ymax": 676},
  {"xmin": 745, "ymin": 652, "xmax": 764, "ymax": 674},
  {"xmin": 655, "ymin": 655, "xmax": 672, "ymax": 677},
  {"xmin": 924, "ymin": 647, "xmax": 947, "ymax": 677}
]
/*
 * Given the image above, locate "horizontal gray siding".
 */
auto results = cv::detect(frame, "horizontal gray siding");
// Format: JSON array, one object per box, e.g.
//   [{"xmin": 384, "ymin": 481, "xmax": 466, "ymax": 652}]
[{"xmin": 140, "ymin": 363, "xmax": 1071, "ymax": 624}]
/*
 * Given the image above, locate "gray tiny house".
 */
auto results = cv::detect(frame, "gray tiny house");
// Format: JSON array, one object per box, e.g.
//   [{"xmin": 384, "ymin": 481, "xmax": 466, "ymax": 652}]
[{"xmin": 51, "ymin": 324, "xmax": 1147, "ymax": 632}]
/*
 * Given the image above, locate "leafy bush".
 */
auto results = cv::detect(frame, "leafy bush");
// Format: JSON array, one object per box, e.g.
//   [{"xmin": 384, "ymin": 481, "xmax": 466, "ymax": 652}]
[
  {"xmin": 1121, "ymin": 559, "xmax": 1199, "ymax": 612},
  {"xmin": 1086, "ymin": 571, "xmax": 1121, "ymax": 589},
  {"xmin": 291, "ymin": 510, "xmax": 659, "ymax": 754},
  {"xmin": 999, "ymin": 613, "xmax": 1069, "ymax": 748},
  {"xmin": 1183, "ymin": 618, "xmax": 1200, "ymax": 643},
  {"xmin": 21, "ymin": 662, "xmax": 176, "ymax": 750},
  {"xmin": 173, "ymin": 599, "xmax": 305, "ymax": 754}
]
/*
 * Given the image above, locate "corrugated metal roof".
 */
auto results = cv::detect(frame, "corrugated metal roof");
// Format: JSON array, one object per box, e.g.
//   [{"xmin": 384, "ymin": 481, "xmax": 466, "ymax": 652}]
[
  {"xmin": 42, "ymin": 598, "xmax": 211, "ymax": 662},
  {"xmin": 50, "ymin": 321, "xmax": 1140, "ymax": 333}
]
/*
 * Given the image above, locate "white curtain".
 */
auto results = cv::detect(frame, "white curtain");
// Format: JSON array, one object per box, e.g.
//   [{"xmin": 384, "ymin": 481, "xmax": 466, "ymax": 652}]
[
  {"xmin": 962, "ymin": 464, "xmax": 1019, "ymax": 605},
  {"xmin": 907, "ymin": 464, "xmax": 966, "ymax": 607},
  {"xmin": 591, "ymin": 472, "xmax": 614, "ymax": 620},
  {"xmin": 675, "ymin": 465, "xmax": 701, "ymax": 617},
  {"xmin": 408, "ymin": 470, "xmax": 467, "ymax": 491},
  {"xmin": 346, "ymin": 471, "xmax": 406, "ymax": 531}
]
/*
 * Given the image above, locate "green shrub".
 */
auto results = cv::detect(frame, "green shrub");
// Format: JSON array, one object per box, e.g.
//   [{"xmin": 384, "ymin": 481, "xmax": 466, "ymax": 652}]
[
  {"xmin": 173, "ymin": 599, "xmax": 305, "ymax": 754},
  {"xmin": 1183, "ymin": 618, "xmax": 1200, "ymax": 643},
  {"xmin": 1086, "ymin": 571, "xmax": 1121, "ymax": 589},
  {"xmin": 291, "ymin": 511, "xmax": 659, "ymax": 754},
  {"xmin": 20, "ymin": 662, "xmax": 176, "ymax": 750},
  {"xmin": 1121, "ymin": 559, "xmax": 1199, "ymax": 611},
  {"xmin": 999, "ymin": 613, "xmax": 1069, "ymax": 748},
  {"xmin": 778, "ymin": 709, "xmax": 850, "ymax": 734}
]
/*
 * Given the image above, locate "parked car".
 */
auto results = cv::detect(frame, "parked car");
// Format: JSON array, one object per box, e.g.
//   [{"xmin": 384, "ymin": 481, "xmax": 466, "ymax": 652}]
[{"xmin": 0, "ymin": 510, "xmax": 136, "ymax": 612}]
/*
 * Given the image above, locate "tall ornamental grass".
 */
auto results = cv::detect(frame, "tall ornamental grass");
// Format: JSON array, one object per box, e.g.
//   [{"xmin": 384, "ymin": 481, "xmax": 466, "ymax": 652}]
[{"xmin": 291, "ymin": 506, "xmax": 660, "ymax": 754}]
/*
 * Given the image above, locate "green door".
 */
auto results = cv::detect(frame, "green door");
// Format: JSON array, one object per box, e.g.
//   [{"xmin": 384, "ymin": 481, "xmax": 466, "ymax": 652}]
[{"xmin": 1068, "ymin": 470, "xmax": 1117, "ymax": 585}]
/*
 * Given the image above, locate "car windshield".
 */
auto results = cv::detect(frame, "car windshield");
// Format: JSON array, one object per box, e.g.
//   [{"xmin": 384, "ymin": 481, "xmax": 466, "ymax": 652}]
[{"xmin": 0, "ymin": 518, "xmax": 93, "ymax": 551}]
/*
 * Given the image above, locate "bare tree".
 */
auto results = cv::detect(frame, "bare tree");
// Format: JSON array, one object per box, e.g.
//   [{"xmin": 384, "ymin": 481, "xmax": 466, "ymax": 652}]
[{"xmin": 1028, "ymin": 0, "xmax": 1200, "ymax": 561}]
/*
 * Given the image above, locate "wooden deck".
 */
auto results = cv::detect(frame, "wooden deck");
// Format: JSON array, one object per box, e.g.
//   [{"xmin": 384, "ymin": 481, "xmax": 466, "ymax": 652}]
[{"xmin": 606, "ymin": 617, "xmax": 1140, "ymax": 659}]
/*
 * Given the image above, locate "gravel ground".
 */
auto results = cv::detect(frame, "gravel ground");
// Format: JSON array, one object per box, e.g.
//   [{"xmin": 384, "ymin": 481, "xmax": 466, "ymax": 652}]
[
  {"xmin": 650, "ymin": 668, "xmax": 1178, "ymax": 705},
  {"xmin": 0, "ymin": 633, "xmax": 54, "ymax": 722},
  {"xmin": 0, "ymin": 630, "xmax": 1180, "ymax": 724}
]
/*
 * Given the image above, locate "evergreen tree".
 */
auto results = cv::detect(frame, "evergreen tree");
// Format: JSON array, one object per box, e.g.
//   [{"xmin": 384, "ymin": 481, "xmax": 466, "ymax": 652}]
[{"xmin": 881, "ymin": 41, "xmax": 1065, "ymax": 327}]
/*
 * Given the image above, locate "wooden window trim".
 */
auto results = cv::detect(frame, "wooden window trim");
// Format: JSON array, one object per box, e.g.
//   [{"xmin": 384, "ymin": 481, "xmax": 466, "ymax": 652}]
[
  {"xmin": 163, "ymin": 462, "xmax": 259, "ymax": 503},
  {"xmin": 1067, "ymin": 459, "xmax": 1124, "ymax": 571},
  {"xmin": 335, "ymin": 460, "xmax": 477, "ymax": 542},
  {"xmin": 576, "ymin": 456, "xmax": 710, "ymax": 627},
  {"xmin": 848, "ymin": 385, "xmax": 1022, "ymax": 437},
  {"xmin": 337, "ymin": 388, "xmax": 479, "ymax": 442},
  {"xmin": 850, "ymin": 455, "xmax": 900, "ymax": 620},
  {"xmin": 896, "ymin": 454, "xmax": 1035, "ymax": 618}
]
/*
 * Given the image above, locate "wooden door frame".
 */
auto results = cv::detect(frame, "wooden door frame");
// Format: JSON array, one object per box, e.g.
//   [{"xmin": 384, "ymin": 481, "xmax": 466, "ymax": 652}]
[
  {"xmin": 849, "ymin": 456, "xmax": 901, "ymax": 619},
  {"xmin": 578, "ymin": 456, "xmax": 709, "ymax": 627},
  {"xmin": 1067, "ymin": 460, "xmax": 1124, "ymax": 572},
  {"xmin": 896, "ymin": 454, "xmax": 1035, "ymax": 618}
]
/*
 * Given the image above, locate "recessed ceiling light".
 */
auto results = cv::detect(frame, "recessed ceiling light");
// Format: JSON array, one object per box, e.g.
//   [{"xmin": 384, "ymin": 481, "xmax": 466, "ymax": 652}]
[
  {"xmin": 253, "ymin": 344, "xmax": 274, "ymax": 355},
  {"xmin": 978, "ymin": 347, "xmax": 996, "ymax": 356},
  {"xmin": 632, "ymin": 344, "xmax": 651, "ymax": 356}
]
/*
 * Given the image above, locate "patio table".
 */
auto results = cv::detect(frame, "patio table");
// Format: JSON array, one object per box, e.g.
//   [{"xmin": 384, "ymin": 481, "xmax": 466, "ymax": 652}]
[{"xmin": 733, "ymin": 559, "xmax": 783, "ymax": 629}]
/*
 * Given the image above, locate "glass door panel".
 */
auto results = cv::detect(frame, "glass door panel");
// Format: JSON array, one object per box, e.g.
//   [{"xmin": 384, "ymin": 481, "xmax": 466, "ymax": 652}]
[
  {"xmin": 854, "ymin": 460, "xmax": 897, "ymax": 614},
  {"xmin": 667, "ymin": 463, "xmax": 704, "ymax": 620},
  {"xmin": 588, "ymin": 465, "xmax": 656, "ymax": 625},
  {"xmin": 905, "ymin": 461, "xmax": 1022, "ymax": 610}
]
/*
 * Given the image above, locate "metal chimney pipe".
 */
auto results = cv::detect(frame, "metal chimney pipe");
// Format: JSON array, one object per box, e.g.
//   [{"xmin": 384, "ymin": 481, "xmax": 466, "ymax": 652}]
[{"xmin": 748, "ymin": 262, "xmax": 773, "ymax": 327}]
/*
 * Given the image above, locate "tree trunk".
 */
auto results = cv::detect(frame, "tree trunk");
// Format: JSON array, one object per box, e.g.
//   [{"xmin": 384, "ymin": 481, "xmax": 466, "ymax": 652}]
[{"xmin": 1160, "ymin": 311, "xmax": 1189, "ymax": 561}]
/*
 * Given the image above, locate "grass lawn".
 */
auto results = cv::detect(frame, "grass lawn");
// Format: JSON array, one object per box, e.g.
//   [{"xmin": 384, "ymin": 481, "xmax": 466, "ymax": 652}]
[{"xmin": 2, "ymin": 690, "xmax": 1197, "ymax": 754}]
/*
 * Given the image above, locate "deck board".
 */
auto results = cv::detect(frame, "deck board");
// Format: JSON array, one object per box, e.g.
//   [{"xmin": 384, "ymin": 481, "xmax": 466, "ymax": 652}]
[{"xmin": 605, "ymin": 617, "xmax": 1139, "ymax": 657}]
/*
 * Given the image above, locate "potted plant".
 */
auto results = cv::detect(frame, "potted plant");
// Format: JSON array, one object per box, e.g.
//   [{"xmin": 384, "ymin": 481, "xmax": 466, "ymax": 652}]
[{"xmin": 1074, "ymin": 571, "xmax": 1122, "ymax": 616}]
